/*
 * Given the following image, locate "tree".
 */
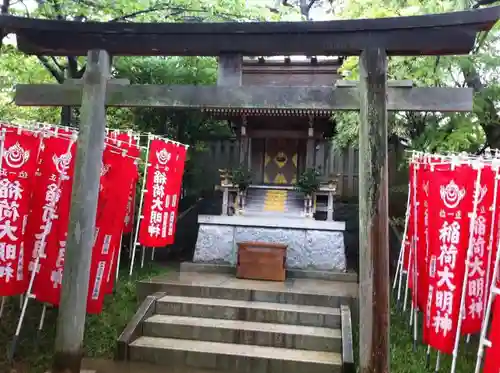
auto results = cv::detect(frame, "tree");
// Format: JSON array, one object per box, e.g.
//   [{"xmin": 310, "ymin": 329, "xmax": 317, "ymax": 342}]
[
  {"xmin": 0, "ymin": 44, "xmax": 60, "ymax": 123},
  {"xmin": 2, "ymin": 0, "xmax": 278, "ymax": 125},
  {"xmin": 332, "ymin": 0, "xmax": 500, "ymax": 154},
  {"xmin": 0, "ymin": 0, "xmax": 12, "ymax": 49},
  {"xmin": 270, "ymin": 0, "xmax": 343, "ymax": 20},
  {"xmin": 0, "ymin": 0, "xmax": 278, "ymax": 196}
]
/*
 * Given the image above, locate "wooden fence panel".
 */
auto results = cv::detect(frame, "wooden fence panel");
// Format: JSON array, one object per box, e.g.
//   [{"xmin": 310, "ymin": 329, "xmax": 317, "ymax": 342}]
[
  {"xmin": 321, "ymin": 146, "xmax": 359, "ymax": 199},
  {"xmin": 203, "ymin": 139, "xmax": 241, "ymax": 186},
  {"xmin": 205, "ymin": 139, "xmax": 361, "ymax": 199}
]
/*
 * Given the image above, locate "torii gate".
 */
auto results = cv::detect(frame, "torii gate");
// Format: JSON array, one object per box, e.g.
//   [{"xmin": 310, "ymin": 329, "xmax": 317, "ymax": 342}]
[{"xmin": 1, "ymin": 6, "xmax": 499, "ymax": 373}]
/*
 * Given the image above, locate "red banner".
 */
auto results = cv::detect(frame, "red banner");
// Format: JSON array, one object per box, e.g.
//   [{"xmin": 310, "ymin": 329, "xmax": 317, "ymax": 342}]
[
  {"xmin": 26, "ymin": 135, "xmax": 76, "ymax": 306},
  {"xmin": 87, "ymin": 148, "xmax": 137, "ymax": 313},
  {"xmin": 413, "ymin": 161, "xmax": 430, "ymax": 310},
  {"xmin": 425, "ymin": 162, "xmax": 475, "ymax": 354},
  {"xmin": 0, "ymin": 129, "xmax": 41, "ymax": 296},
  {"xmin": 103, "ymin": 131, "xmax": 140, "ymax": 291},
  {"xmin": 165, "ymin": 144, "xmax": 187, "ymax": 244},
  {"xmin": 408, "ymin": 159, "xmax": 429, "ymax": 313},
  {"xmin": 106, "ymin": 131, "xmax": 140, "ymax": 234},
  {"xmin": 483, "ymin": 296, "xmax": 500, "ymax": 373},
  {"xmin": 462, "ymin": 164, "xmax": 495, "ymax": 335},
  {"xmin": 138, "ymin": 139, "xmax": 177, "ymax": 247},
  {"xmin": 123, "ymin": 185, "xmax": 136, "ymax": 234},
  {"xmin": 106, "ymin": 131, "xmax": 140, "ymax": 158},
  {"xmin": 487, "ymin": 166, "xmax": 500, "ymax": 311},
  {"xmin": 422, "ymin": 159, "xmax": 436, "ymax": 344},
  {"xmin": 106, "ymin": 158, "xmax": 138, "ymax": 294}
]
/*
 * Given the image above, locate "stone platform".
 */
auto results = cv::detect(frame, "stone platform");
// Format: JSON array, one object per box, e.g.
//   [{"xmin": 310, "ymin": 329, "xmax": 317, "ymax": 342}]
[
  {"xmin": 136, "ymin": 267, "xmax": 358, "ymax": 304},
  {"xmin": 193, "ymin": 215, "xmax": 347, "ymax": 271}
]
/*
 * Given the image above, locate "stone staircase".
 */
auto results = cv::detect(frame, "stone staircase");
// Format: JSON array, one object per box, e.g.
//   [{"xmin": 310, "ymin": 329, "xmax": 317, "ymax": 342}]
[
  {"xmin": 245, "ymin": 187, "xmax": 304, "ymax": 218},
  {"xmin": 118, "ymin": 271, "xmax": 356, "ymax": 373}
]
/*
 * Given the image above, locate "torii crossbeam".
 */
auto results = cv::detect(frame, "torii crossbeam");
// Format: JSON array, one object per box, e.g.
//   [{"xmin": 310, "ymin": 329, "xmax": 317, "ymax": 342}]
[{"xmin": 14, "ymin": 81, "xmax": 473, "ymax": 112}]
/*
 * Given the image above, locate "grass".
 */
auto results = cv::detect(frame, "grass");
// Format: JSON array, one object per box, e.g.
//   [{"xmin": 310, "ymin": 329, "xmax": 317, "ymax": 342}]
[
  {"xmin": 0, "ymin": 264, "xmax": 480, "ymax": 373},
  {"xmin": 0, "ymin": 262, "xmax": 169, "ymax": 373},
  {"xmin": 384, "ymin": 300, "xmax": 480, "ymax": 373}
]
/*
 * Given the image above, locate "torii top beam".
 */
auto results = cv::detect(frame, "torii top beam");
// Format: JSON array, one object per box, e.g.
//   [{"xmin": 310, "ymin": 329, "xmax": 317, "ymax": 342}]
[{"xmin": 0, "ymin": 6, "xmax": 499, "ymax": 57}]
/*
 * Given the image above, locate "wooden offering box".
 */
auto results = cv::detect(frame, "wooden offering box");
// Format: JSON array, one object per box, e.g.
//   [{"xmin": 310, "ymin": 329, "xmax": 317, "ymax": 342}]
[{"xmin": 236, "ymin": 241, "xmax": 287, "ymax": 282}]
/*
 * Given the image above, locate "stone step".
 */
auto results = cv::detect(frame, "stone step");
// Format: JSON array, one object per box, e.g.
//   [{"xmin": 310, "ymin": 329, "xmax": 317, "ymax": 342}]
[
  {"xmin": 129, "ymin": 336, "xmax": 342, "ymax": 373},
  {"xmin": 143, "ymin": 314, "xmax": 341, "ymax": 352},
  {"xmin": 247, "ymin": 189, "xmax": 303, "ymax": 195},
  {"xmin": 245, "ymin": 203, "xmax": 303, "ymax": 209},
  {"xmin": 245, "ymin": 202, "xmax": 303, "ymax": 208},
  {"xmin": 242, "ymin": 212, "xmax": 304, "ymax": 218},
  {"xmin": 138, "ymin": 275, "xmax": 357, "ymax": 308},
  {"xmin": 245, "ymin": 203, "xmax": 304, "ymax": 211},
  {"xmin": 243, "ymin": 209, "xmax": 304, "ymax": 215},
  {"xmin": 247, "ymin": 199, "xmax": 303, "ymax": 204},
  {"xmin": 246, "ymin": 196, "xmax": 303, "ymax": 202},
  {"xmin": 156, "ymin": 296, "xmax": 341, "ymax": 328}
]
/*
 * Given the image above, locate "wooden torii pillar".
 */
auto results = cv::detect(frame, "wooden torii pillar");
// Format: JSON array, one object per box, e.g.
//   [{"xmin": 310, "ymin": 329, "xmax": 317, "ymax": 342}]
[
  {"xmin": 52, "ymin": 49, "xmax": 110, "ymax": 373},
  {"xmin": 358, "ymin": 48, "xmax": 389, "ymax": 373}
]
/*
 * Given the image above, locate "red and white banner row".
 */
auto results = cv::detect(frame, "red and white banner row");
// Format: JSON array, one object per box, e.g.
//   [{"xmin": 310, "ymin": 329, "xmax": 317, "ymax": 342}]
[
  {"xmin": 401, "ymin": 153, "xmax": 500, "ymax": 372},
  {"xmin": 0, "ymin": 124, "xmax": 187, "ymax": 314}
]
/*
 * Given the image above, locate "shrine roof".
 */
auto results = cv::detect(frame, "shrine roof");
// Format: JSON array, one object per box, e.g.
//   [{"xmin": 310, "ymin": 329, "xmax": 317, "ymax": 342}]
[
  {"xmin": 0, "ymin": 6, "xmax": 498, "ymax": 56},
  {"xmin": 201, "ymin": 108, "xmax": 334, "ymax": 117}
]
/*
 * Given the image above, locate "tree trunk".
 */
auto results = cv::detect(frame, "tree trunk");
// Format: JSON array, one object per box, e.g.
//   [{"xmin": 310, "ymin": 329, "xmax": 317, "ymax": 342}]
[
  {"xmin": 0, "ymin": 0, "xmax": 11, "ymax": 50},
  {"xmin": 300, "ymin": 0, "xmax": 310, "ymax": 19}
]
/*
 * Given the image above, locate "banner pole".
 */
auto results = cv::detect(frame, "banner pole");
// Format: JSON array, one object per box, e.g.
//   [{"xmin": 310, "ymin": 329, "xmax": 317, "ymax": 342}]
[
  {"xmin": 394, "ymin": 181, "xmax": 411, "ymax": 307},
  {"xmin": 403, "ymin": 243, "xmax": 412, "ymax": 313},
  {"xmin": 114, "ymin": 233, "xmax": 124, "ymax": 282},
  {"xmin": 129, "ymin": 134, "xmax": 152, "ymax": 277},
  {"xmin": 128, "ymin": 227, "xmax": 134, "ymax": 260},
  {"xmin": 129, "ymin": 133, "xmax": 141, "ymax": 262},
  {"xmin": 393, "ymin": 234, "xmax": 403, "ymax": 290},
  {"xmin": 404, "ymin": 160, "xmax": 419, "ymax": 314},
  {"xmin": 35, "ymin": 303, "xmax": 47, "ymax": 348},
  {"xmin": 38, "ymin": 304, "xmax": 47, "ymax": 332},
  {"xmin": 395, "ymin": 208, "xmax": 410, "ymax": 300},
  {"xmin": 0, "ymin": 297, "xmax": 5, "ymax": 319},
  {"xmin": 412, "ymin": 157, "xmax": 420, "ymax": 351},
  {"xmin": 128, "ymin": 177, "xmax": 137, "ymax": 262},
  {"xmin": 140, "ymin": 243, "xmax": 147, "ymax": 268},
  {"xmin": 140, "ymin": 136, "xmax": 156, "ymax": 269},
  {"xmin": 434, "ymin": 351, "xmax": 441, "ymax": 372},
  {"xmin": 425, "ymin": 345, "xmax": 431, "ymax": 368},
  {"xmin": 475, "ymin": 165, "xmax": 500, "ymax": 373},
  {"xmin": 451, "ymin": 161, "xmax": 483, "ymax": 373}
]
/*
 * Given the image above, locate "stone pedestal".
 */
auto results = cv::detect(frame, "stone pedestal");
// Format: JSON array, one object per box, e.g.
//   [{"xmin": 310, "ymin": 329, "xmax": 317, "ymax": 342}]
[{"xmin": 193, "ymin": 215, "xmax": 347, "ymax": 271}]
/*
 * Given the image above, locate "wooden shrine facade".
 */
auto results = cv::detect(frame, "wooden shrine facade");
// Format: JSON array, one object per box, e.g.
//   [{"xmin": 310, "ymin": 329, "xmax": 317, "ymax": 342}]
[
  {"xmin": 2, "ymin": 6, "xmax": 500, "ymax": 373},
  {"xmin": 209, "ymin": 56, "xmax": 342, "ymax": 186}
]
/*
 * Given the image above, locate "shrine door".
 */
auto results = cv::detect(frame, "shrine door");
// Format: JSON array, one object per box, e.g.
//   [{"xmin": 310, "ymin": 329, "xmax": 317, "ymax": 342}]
[{"xmin": 263, "ymin": 138, "xmax": 298, "ymax": 185}]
